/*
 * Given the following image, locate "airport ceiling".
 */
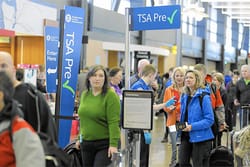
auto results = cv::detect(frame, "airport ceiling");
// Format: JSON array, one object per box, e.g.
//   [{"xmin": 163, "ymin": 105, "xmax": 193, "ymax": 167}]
[{"xmin": 200, "ymin": 0, "xmax": 250, "ymax": 27}]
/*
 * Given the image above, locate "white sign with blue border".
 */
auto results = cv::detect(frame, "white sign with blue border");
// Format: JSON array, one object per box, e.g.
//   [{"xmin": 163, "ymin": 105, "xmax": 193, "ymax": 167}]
[
  {"xmin": 59, "ymin": 6, "xmax": 84, "ymax": 147},
  {"xmin": 129, "ymin": 5, "xmax": 181, "ymax": 31},
  {"xmin": 45, "ymin": 26, "xmax": 59, "ymax": 93}
]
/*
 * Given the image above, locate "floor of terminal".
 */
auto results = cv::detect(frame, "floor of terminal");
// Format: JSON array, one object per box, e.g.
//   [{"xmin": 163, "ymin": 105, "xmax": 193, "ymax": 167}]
[
  {"xmin": 136, "ymin": 112, "xmax": 240, "ymax": 167},
  {"xmin": 149, "ymin": 114, "xmax": 172, "ymax": 167},
  {"xmin": 119, "ymin": 112, "xmax": 241, "ymax": 167}
]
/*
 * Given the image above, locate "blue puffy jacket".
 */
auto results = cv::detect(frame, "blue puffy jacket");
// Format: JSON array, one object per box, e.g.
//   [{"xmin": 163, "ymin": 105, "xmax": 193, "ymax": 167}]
[{"xmin": 179, "ymin": 87, "xmax": 214, "ymax": 143}]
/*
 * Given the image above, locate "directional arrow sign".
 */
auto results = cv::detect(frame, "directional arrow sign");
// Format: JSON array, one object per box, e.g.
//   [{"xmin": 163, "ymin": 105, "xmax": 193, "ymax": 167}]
[
  {"xmin": 45, "ymin": 26, "xmax": 59, "ymax": 93},
  {"xmin": 129, "ymin": 5, "xmax": 181, "ymax": 31}
]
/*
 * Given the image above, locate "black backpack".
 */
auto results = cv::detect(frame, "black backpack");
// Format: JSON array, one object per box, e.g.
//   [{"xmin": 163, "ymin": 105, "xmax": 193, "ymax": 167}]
[
  {"xmin": 63, "ymin": 140, "xmax": 83, "ymax": 167},
  {"xmin": 14, "ymin": 83, "xmax": 57, "ymax": 141},
  {"xmin": 11, "ymin": 83, "xmax": 71, "ymax": 167},
  {"xmin": 9, "ymin": 118, "xmax": 71, "ymax": 167},
  {"xmin": 199, "ymin": 92, "xmax": 219, "ymax": 137}
]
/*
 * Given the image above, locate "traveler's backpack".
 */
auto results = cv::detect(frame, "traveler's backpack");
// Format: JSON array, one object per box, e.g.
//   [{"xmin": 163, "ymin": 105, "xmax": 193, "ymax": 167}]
[
  {"xmin": 199, "ymin": 91, "xmax": 219, "ymax": 137},
  {"xmin": 14, "ymin": 83, "xmax": 57, "ymax": 141},
  {"xmin": 11, "ymin": 83, "xmax": 70, "ymax": 167},
  {"xmin": 9, "ymin": 116, "xmax": 71, "ymax": 167},
  {"xmin": 64, "ymin": 140, "xmax": 83, "ymax": 167}
]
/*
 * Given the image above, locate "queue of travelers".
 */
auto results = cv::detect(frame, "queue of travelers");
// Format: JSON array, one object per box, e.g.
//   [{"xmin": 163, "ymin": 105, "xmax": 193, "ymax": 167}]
[{"xmin": 1, "ymin": 49, "xmax": 249, "ymax": 167}]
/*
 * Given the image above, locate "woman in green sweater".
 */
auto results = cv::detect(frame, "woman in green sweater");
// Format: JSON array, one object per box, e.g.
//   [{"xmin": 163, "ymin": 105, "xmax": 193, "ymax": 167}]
[{"xmin": 76, "ymin": 65, "xmax": 121, "ymax": 166}]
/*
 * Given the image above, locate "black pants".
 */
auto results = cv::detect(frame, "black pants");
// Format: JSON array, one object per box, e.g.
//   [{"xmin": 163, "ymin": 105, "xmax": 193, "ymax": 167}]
[
  {"xmin": 178, "ymin": 133, "xmax": 212, "ymax": 167},
  {"xmin": 81, "ymin": 139, "xmax": 111, "ymax": 167},
  {"xmin": 140, "ymin": 131, "xmax": 150, "ymax": 167}
]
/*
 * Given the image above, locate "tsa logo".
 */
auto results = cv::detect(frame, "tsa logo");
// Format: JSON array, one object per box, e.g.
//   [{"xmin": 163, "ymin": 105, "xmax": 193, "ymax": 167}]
[
  {"xmin": 46, "ymin": 35, "xmax": 51, "ymax": 41},
  {"xmin": 65, "ymin": 14, "xmax": 72, "ymax": 23}
]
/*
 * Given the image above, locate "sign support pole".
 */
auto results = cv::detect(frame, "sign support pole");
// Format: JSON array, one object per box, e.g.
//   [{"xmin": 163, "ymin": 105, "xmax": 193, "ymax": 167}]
[{"xmin": 125, "ymin": 8, "xmax": 140, "ymax": 167}]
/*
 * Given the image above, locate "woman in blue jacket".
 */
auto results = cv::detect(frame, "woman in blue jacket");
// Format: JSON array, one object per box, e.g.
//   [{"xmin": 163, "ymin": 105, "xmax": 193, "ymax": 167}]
[{"xmin": 178, "ymin": 69, "xmax": 214, "ymax": 167}]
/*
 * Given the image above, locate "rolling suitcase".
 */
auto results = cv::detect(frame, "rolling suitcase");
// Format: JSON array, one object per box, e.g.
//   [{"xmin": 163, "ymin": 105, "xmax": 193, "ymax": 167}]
[
  {"xmin": 239, "ymin": 105, "xmax": 250, "ymax": 129},
  {"xmin": 209, "ymin": 131, "xmax": 234, "ymax": 167}
]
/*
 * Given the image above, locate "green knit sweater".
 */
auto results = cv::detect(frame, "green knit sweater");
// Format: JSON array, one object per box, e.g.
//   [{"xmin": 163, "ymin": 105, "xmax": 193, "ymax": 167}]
[{"xmin": 78, "ymin": 89, "xmax": 120, "ymax": 147}]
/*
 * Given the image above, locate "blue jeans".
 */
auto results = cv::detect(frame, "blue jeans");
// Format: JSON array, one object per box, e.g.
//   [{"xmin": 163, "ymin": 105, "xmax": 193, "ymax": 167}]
[
  {"xmin": 169, "ymin": 131, "xmax": 177, "ymax": 163},
  {"xmin": 81, "ymin": 139, "xmax": 111, "ymax": 167}
]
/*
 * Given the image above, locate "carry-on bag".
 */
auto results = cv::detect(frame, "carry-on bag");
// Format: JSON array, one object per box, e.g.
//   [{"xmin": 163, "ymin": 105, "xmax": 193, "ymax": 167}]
[
  {"xmin": 64, "ymin": 140, "xmax": 82, "ymax": 167},
  {"xmin": 209, "ymin": 130, "xmax": 234, "ymax": 167}
]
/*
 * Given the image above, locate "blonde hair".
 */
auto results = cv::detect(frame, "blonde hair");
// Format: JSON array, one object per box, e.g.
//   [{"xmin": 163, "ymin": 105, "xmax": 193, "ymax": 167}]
[
  {"xmin": 172, "ymin": 67, "xmax": 185, "ymax": 88},
  {"xmin": 213, "ymin": 72, "xmax": 224, "ymax": 85},
  {"xmin": 183, "ymin": 69, "xmax": 205, "ymax": 95},
  {"xmin": 141, "ymin": 64, "xmax": 156, "ymax": 77}
]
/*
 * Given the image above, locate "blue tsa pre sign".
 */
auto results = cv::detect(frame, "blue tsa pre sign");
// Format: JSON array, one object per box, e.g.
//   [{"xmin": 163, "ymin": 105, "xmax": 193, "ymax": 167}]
[
  {"xmin": 59, "ymin": 5, "xmax": 84, "ymax": 147},
  {"xmin": 45, "ymin": 26, "xmax": 59, "ymax": 93},
  {"xmin": 129, "ymin": 5, "xmax": 181, "ymax": 31}
]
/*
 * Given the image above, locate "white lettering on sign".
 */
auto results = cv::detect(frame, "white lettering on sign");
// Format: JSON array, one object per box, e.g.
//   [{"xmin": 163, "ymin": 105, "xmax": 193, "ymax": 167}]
[
  {"xmin": 64, "ymin": 58, "xmax": 73, "ymax": 79},
  {"xmin": 137, "ymin": 13, "xmax": 167, "ymax": 23},
  {"xmin": 66, "ymin": 32, "xmax": 75, "ymax": 55},
  {"xmin": 153, "ymin": 13, "xmax": 167, "ymax": 22},
  {"xmin": 47, "ymin": 56, "xmax": 56, "ymax": 61},
  {"xmin": 137, "ymin": 14, "xmax": 152, "ymax": 23},
  {"xmin": 64, "ymin": 32, "xmax": 75, "ymax": 79},
  {"xmin": 47, "ymin": 50, "xmax": 58, "ymax": 56}
]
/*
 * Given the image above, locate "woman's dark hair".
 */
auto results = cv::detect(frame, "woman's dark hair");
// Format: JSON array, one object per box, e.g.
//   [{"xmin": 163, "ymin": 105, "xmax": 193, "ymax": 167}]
[
  {"xmin": 109, "ymin": 67, "xmax": 122, "ymax": 77},
  {"xmin": 86, "ymin": 65, "xmax": 109, "ymax": 96},
  {"xmin": 0, "ymin": 71, "xmax": 14, "ymax": 104}
]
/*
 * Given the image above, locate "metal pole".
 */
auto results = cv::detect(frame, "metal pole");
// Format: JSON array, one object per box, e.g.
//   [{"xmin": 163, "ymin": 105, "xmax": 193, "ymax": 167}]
[
  {"xmin": 135, "ymin": 133, "xmax": 141, "ymax": 167},
  {"xmin": 124, "ymin": 8, "xmax": 130, "ymax": 167},
  {"xmin": 55, "ymin": 9, "xmax": 65, "ymax": 139},
  {"xmin": 125, "ymin": 8, "xmax": 130, "ymax": 90},
  {"xmin": 176, "ymin": 0, "xmax": 182, "ymax": 66}
]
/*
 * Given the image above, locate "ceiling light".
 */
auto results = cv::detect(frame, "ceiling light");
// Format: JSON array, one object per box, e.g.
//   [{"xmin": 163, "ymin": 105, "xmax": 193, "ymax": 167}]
[
  {"xmin": 212, "ymin": 5, "xmax": 250, "ymax": 9},
  {"xmin": 182, "ymin": 4, "xmax": 208, "ymax": 21},
  {"xmin": 222, "ymin": 10, "xmax": 250, "ymax": 15},
  {"xmin": 201, "ymin": 0, "xmax": 250, "ymax": 2},
  {"xmin": 231, "ymin": 16, "xmax": 250, "ymax": 19}
]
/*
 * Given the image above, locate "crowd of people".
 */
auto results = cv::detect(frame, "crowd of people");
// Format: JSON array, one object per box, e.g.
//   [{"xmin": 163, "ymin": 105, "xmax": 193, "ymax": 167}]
[{"xmin": 0, "ymin": 49, "xmax": 249, "ymax": 167}]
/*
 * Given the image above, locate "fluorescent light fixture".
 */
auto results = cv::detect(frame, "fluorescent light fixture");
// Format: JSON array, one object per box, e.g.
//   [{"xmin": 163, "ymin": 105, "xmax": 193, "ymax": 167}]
[
  {"xmin": 213, "ymin": 5, "xmax": 250, "ymax": 9},
  {"xmin": 238, "ymin": 20, "xmax": 250, "ymax": 24},
  {"xmin": 231, "ymin": 16, "xmax": 250, "ymax": 19},
  {"xmin": 222, "ymin": 11, "xmax": 250, "ymax": 15},
  {"xmin": 243, "ymin": 24, "xmax": 250, "ymax": 27},
  {"xmin": 201, "ymin": 0, "xmax": 250, "ymax": 2},
  {"xmin": 182, "ymin": 4, "xmax": 208, "ymax": 21}
]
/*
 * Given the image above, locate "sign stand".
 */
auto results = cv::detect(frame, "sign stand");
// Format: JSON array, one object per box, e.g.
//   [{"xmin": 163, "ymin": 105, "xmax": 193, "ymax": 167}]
[
  {"xmin": 123, "ymin": 5, "xmax": 181, "ymax": 166},
  {"xmin": 124, "ymin": 8, "xmax": 131, "ymax": 167},
  {"xmin": 122, "ymin": 90, "xmax": 153, "ymax": 167}
]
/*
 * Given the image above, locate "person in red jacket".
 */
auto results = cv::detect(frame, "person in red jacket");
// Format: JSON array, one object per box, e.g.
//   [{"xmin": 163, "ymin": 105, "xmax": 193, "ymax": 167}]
[{"xmin": 0, "ymin": 71, "xmax": 45, "ymax": 167}]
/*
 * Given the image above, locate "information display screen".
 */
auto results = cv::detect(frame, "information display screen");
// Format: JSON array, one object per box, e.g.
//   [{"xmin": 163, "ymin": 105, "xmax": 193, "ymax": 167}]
[{"xmin": 122, "ymin": 90, "xmax": 153, "ymax": 130}]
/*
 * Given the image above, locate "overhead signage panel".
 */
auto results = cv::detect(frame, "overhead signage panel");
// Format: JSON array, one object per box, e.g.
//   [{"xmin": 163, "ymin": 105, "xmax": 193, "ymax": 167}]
[
  {"xmin": 44, "ymin": 26, "xmax": 59, "ymax": 93},
  {"xmin": 129, "ymin": 5, "xmax": 181, "ymax": 31}
]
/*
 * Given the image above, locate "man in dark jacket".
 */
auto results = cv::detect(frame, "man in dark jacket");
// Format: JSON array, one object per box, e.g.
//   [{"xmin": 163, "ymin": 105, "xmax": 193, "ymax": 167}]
[
  {"xmin": 0, "ymin": 51, "xmax": 57, "ymax": 141},
  {"xmin": 234, "ymin": 64, "xmax": 250, "ymax": 128}
]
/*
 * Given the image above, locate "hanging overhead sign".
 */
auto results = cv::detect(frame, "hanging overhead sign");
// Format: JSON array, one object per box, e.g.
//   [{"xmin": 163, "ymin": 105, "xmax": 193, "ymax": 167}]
[{"xmin": 129, "ymin": 5, "xmax": 181, "ymax": 31}]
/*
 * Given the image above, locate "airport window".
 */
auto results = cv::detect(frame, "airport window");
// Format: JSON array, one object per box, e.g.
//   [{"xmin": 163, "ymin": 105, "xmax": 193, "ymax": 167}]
[
  {"xmin": 182, "ymin": 15, "xmax": 188, "ymax": 34},
  {"xmin": 117, "ymin": 0, "xmax": 130, "ymax": 15},
  {"xmin": 225, "ymin": 17, "xmax": 232, "ymax": 46},
  {"xmin": 207, "ymin": 7, "xmax": 217, "ymax": 42},
  {"xmin": 93, "ymin": 0, "xmax": 112, "ymax": 10},
  {"xmin": 238, "ymin": 24, "xmax": 244, "ymax": 48}
]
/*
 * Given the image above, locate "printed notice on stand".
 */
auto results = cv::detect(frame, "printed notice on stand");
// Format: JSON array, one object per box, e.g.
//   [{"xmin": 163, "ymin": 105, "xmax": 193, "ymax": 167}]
[{"xmin": 122, "ymin": 90, "xmax": 153, "ymax": 130}]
